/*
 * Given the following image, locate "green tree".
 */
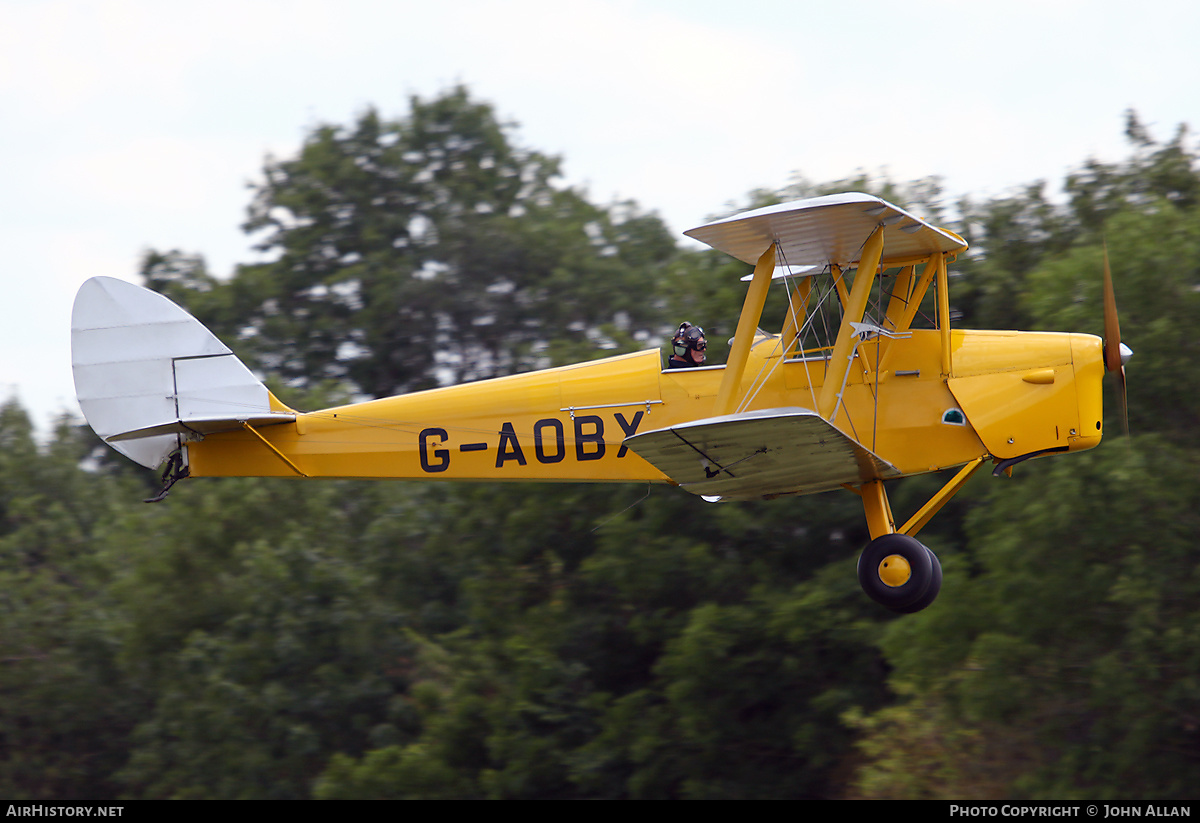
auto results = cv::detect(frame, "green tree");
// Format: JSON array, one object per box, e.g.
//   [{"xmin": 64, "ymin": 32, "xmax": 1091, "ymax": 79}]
[
  {"xmin": 105, "ymin": 479, "xmax": 424, "ymax": 799},
  {"xmin": 145, "ymin": 87, "xmax": 676, "ymax": 401},
  {"xmin": 24, "ymin": 87, "xmax": 1200, "ymax": 800},
  {"xmin": 0, "ymin": 405, "xmax": 144, "ymax": 799},
  {"xmin": 859, "ymin": 440, "xmax": 1200, "ymax": 800},
  {"xmin": 848, "ymin": 114, "xmax": 1200, "ymax": 799},
  {"xmin": 1024, "ymin": 205, "xmax": 1200, "ymax": 444},
  {"xmin": 312, "ymin": 482, "xmax": 889, "ymax": 799}
]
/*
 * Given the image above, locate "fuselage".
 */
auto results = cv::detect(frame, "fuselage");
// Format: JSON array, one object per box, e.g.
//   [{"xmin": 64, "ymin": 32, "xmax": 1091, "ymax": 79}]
[{"xmin": 185, "ymin": 328, "xmax": 1106, "ymax": 490}]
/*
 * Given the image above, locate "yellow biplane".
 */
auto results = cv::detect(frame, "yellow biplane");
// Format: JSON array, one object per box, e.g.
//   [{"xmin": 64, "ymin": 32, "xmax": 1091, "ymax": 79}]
[{"xmin": 71, "ymin": 193, "xmax": 1130, "ymax": 613}]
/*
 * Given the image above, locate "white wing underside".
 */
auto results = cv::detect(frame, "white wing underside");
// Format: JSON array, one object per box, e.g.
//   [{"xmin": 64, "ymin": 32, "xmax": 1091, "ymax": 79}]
[
  {"xmin": 685, "ymin": 192, "xmax": 967, "ymax": 268},
  {"xmin": 624, "ymin": 407, "xmax": 900, "ymax": 502}
]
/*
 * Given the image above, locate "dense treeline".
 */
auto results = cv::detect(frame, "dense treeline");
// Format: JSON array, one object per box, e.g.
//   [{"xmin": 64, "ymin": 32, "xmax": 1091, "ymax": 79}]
[{"xmin": 3, "ymin": 91, "xmax": 1199, "ymax": 798}]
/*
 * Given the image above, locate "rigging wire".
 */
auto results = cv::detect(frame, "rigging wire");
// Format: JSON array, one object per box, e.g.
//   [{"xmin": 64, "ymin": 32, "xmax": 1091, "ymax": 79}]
[{"xmin": 590, "ymin": 483, "xmax": 652, "ymax": 532}]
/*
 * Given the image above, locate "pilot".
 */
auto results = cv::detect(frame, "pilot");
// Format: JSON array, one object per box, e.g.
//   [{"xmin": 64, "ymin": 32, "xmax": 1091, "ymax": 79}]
[{"xmin": 667, "ymin": 322, "xmax": 707, "ymax": 368}]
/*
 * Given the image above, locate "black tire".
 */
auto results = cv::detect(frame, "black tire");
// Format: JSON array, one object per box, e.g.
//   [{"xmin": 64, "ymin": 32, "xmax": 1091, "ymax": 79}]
[
  {"xmin": 857, "ymin": 534, "xmax": 934, "ymax": 612},
  {"xmin": 894, "ymin": 547, "xmax": 942, "ymax": 614}
]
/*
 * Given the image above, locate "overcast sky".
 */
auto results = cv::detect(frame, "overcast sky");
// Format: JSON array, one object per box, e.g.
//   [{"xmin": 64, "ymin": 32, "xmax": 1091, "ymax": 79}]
[{"xmin": 4, "ymin": 0, "xmax": 1199, "ymax": 435}]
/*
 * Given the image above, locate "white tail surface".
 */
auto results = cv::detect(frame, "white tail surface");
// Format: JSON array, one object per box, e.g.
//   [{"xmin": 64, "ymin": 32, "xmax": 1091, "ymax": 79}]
[{"xmin": 71, "ymin": 277, "xmax": 294, "ymax": 468}]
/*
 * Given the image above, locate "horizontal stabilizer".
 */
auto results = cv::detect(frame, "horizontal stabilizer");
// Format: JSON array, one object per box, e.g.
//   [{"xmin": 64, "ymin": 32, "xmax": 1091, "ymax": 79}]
[
  {"xmin": 623, "ymin": 407, "xmax": 899, "ymax": 501},
  {"xmin": 105, "ymin": 414, "xmax": 296, "ymax": 443},
  {"xmin": 72, "ymin": 277, "xmax": 292, "ymax": 468}
]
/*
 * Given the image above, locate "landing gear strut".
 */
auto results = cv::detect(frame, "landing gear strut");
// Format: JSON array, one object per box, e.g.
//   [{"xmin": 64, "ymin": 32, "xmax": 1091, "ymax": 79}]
[{"xmin": 851, "ymin": 469, "xmax": 976, "ymax": 614}]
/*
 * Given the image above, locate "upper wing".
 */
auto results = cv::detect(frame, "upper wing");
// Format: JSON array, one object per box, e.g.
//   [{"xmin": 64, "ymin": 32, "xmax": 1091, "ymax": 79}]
[
  {"xmin": 685, "ymin": 192, "xmax": 967, "ymax": 268},
  {"xmin": 623, "ymin": 407, "xmax": 900, "ymax": 501}
]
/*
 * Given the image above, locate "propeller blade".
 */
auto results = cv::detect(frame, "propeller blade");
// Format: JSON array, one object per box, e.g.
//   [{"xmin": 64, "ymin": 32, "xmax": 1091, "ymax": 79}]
[
  {"xmin": 1102, "ymin": 243, "xmax": 1123, "ymax": 373},
  {"xmin": 1116, "ymin": 365, "xmax": 1129, "ymax": 437},
  {"xmin": 1100, "ymin": 243, "xmax": 1131, "ymax": 436}
]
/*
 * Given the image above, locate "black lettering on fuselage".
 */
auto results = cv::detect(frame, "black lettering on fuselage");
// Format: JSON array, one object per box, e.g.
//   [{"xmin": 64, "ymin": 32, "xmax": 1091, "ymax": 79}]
[
  {"xmin": 534, "ymin": 418, "xmax": 566, "ymax": 464},
  {"xmin": 574, "ymin": 415, "xmax": 605, "ymax": 461},
  {"xmin": 419, "ymin": 412, "xmax": 648, "ymax": 473},
  {"xmin": 419, "ymin": 427, "xmax": 450, "ymax": 472},
  {"xmin": 614, "ymin": 410, "xmax": 644, "ymax": 457},
  {"xmin": 495, "ymin": 422, "xmax": 528, "ymax": 468}
]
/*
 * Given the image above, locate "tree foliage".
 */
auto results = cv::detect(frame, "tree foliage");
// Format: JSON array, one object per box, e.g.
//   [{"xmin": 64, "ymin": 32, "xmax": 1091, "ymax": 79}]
[
  {"xmin": 6, "ymin": 93, "xmax": 1200, "ymax": 798},
  {"xmin": 145, "ymin": 87, "xmax": 676, "ymax": 400}
]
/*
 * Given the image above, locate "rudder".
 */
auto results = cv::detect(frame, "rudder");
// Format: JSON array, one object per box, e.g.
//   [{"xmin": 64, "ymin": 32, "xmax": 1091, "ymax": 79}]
[{"xmin": 71, "ymin": 277, "xmax": 294, "ymax": 469}]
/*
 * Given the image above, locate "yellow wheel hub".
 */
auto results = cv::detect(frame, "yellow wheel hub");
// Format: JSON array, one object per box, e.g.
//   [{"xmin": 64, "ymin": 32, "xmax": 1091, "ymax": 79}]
[{"xmin": 878, "ymin": 554, "xmax": 912, "ymax": 588}]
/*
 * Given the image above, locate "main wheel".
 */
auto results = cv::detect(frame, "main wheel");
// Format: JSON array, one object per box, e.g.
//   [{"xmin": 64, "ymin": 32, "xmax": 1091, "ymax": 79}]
[
  {"xmin": 857, "ymin": 534, "xmax": 936, "ymax": 612},
  {"xmin": 894, "ymin": 546, "xmax": 942, "ymax": 614}
]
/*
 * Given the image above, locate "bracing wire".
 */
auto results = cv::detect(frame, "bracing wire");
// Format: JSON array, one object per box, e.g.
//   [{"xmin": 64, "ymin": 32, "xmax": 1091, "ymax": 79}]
[
  {"xmin": 825, "ymin": 231, "xmax": 878, "ymax": 435},
  {"xmin": 590, "ymin": 483, "xmax": 652, "ymax": 532}
]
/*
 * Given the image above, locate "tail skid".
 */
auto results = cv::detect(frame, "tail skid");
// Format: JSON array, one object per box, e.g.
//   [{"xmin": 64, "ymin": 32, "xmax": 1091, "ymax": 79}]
[{"xmin": 71, "ymin": 277, "xmax": 294, "ymax": 470}]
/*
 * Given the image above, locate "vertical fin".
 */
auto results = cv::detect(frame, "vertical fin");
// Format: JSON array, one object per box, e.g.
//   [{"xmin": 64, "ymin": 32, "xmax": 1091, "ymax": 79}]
[{"xmin": 71, "ymin": 277, "xmax": 291, "ymax": 468}]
